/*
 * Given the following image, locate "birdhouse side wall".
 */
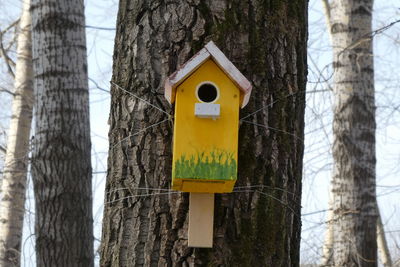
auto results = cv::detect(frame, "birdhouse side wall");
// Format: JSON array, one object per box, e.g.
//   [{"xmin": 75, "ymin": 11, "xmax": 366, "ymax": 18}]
[{"xmin": 171, "ymin": 59, "xmax": 240, "ymax": 193}]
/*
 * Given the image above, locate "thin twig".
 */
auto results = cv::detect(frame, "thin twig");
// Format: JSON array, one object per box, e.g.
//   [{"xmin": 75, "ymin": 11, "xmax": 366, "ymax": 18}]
[
  {"xmin": 0, "ymin": 32, "xmax": 15, "ymax": 77},
  {"xmin": 0, "ymin": 87, "xmax": 15, "ymax": 96},
  {"xmin": 85, "ymin": 25, "xmax": 116, "ymax": 31},
  {"xmin": 110, "ymin": 81, "xmax": 171, "ymax": 118},
  {"xmin": 318, "ymin": 1, "xmax": 334, "ymax": 162},
  {"xmin": 302, "ymin": 209, "xmax": 330, "ymax": 216},
  {"xmin": 240, "ymin": 91, "xmax": 302, "ymax": 121},
  {"xmin": 110, "ymin": 118, "xmax": 170, "ymax": 150},
  {"xmin": 5, "ymin": 28, "xmax": 18, "ymax": 51},
  {"xmin": 105, "ymin": 191, "xmax": 181, "ymax": 205},
  {"xmin": 257, "ymin": 190, "xmax": 297, "ymax": 215},
  {"xmin": 241, "ymin": 119, "xmax": 304, "ymax": 142},
  {"xmin": 0, "ymin": 19, "xmax": 20, "ymax": 35},
  {"xmin": 104, "ymin": 188, "xmax": 300, "ymax": 216},
  {"xmin": 321, "ymin": 0, "xmax": 331, "ymax": 31},
  {"xmin": 309, "ymin": 56, "xmax": 334, "ymax": 91},
  {"xmin": 89, "ymin": 77, "xmax": 109, "ymax": 93},
  {"xmin": 0, "ymin": 144, "xmax": 6, "ymax": 154},
  {"xmin": 106, "ymin": 187, "xmax": 175, "ymax": 196},
  {"xmin": 105, "ymin": 184, "xmax": 299, "ymax": 198},
  {"xmin": 233, "ymin": 184, "xmax": 298, "ymax": 197},
  {"xmin": 339, "ymin": 19, "xmax": 400, "ymax": 56}
]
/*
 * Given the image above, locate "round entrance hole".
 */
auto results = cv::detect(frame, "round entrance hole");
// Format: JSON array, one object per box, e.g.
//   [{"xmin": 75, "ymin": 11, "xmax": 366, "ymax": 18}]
[{"xmin": 197, "ymin": 83, "xmax": 218, "ymax": 103}]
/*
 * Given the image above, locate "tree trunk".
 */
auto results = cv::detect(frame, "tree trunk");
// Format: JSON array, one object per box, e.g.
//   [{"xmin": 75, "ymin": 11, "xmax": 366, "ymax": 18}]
[
  {"xmin": 328, "ymin": 0, "xmax": 378, "ymax": 266},
  {"xmin": 0, "ymin": 0, "xmax": 33, "ymax": 265},
  {"xmin": 30, "ymin": 0, "xmax": 93, "ymax": 266},
  {"xmin": 377, "ymin": 209, "xmax": 392, "ymax": 267},
  {"xmin": 101, "ymin": 1, "xmax": 307, "ymax": 266},
  {"xmin": 321, "ymin": 194, "xmax": 334, "ymax": 266}
]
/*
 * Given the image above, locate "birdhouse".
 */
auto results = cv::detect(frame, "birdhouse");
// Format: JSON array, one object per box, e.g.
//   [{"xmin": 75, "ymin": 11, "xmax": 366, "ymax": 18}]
[{"xmin": 165, "ymin": 41, "xmax": 252, "ymax": 194}]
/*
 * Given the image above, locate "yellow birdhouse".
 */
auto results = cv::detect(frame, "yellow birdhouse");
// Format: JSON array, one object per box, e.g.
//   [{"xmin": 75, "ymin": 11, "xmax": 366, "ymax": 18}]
[{"xmin": 165, "ymin": 41, "xmax": 252, "ymax": 194}]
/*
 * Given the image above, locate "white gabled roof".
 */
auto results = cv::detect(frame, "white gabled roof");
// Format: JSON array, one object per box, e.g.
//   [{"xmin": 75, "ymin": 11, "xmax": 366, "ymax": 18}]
[{"xmin": 164, "ymin": 41, "xmax": 252, "ymax": 108}]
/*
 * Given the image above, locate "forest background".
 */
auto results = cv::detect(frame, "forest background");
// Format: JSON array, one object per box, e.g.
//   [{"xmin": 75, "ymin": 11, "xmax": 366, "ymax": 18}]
[{"xmin": 0, "ymin": 0, "xmax": 399, "ymax": 266}]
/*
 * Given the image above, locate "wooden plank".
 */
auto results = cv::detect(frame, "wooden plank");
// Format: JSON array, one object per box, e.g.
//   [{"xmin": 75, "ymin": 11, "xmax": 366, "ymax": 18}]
[{"xmin": 188, "ymin": 193, "xmax": 214, "ymax": 248}]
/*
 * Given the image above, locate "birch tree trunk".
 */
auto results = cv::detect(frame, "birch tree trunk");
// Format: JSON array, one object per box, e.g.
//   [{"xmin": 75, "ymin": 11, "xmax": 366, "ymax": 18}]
[
  {"xmin": 326, "ymin": 0, "xmax": 378, "ymax": 266},
  {"xmin": 321, "ymin": 194, "xmax": 334, "ymax": 266},
  {"xmin": 30, "ymin": 0, "xmax": 93, "ymax": 266},
  {"xmin": 377, "ymin": 209, "xmax": 392, "ymax": 267},
  {"xmin": 100, "ymin": 1, "xmax": 308, "ymax": 266},
  {"xmin": 0, "ymin": 0, "xmax": 33, "ymax": 265}
]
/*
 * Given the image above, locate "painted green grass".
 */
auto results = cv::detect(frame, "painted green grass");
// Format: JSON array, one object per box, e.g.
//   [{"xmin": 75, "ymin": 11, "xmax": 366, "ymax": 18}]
[{"xmin": 173, "ymin": 150, "xmax": 237, "ymax": 181}]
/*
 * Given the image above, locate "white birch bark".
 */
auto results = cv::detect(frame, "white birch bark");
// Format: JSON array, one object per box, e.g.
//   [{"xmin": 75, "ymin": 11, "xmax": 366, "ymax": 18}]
[
  {"xmin": 322, "ymin": 1, "xmax": 394, "ymax": 265},
  {"xmin": 328, "ymin": 0, "xmax": 378, "ymax": 266},
  {"xmin": 377, "ymin": 209, "xmax": 392, "ymax": 267},
  {"xmin": 0, "ymin": 0, "xmax": 33, "ymax": 265},
  {"xmin": 30, "ymin": 0, "xmax": 93, "ymax": 266},
  {"xmin": 321, "ymin": 193, "xmax": 334, "ymax": 266}
]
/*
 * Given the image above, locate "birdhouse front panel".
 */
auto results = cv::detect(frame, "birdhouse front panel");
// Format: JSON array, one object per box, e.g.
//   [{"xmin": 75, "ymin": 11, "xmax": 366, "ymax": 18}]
[{"xmin": 172, "ymin": 59, "xmax": 240, "ymax": 193}]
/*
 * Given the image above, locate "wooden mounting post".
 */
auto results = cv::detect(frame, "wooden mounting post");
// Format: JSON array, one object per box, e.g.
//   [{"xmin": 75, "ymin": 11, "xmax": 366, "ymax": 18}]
[{"xmin": 188, "ymin": 193, "xmax": 214, "ymax": 248}]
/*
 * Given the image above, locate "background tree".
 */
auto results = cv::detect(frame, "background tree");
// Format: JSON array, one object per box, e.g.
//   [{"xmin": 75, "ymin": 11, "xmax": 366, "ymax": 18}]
[
  {"xmin": 0, "ymin": 0, "xmax": 33, "ymax": 265},
  {"xmin": 301, "ymin": 0, "xmax": 400, "ymax": 265},
  {"xmin": 101, "ymin": 0, "xmax": 307, "ymax": 266},
  {"xmin": 321, "ymin": 0, "xmax": 378, "ymax": 265},
  {"xmin": 30, "ymin": 0, "xmax": 94, "ymax": 265}
]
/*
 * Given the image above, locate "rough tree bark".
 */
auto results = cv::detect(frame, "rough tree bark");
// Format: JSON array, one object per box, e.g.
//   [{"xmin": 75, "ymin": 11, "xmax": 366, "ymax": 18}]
[
  {"xmin": 101, "ymin": 0, "xmax": 307, "ymax": 266},
  {"xmin": 0, "ymin": 0, "xmax": 33, "ymax": 265},
  {"xmin": 323, "ymin": 0, "xmax": 378, "ymax": 266},
  {"xmin": 30, "ymin": 0, "xmax": 93, "ymax": 266}
]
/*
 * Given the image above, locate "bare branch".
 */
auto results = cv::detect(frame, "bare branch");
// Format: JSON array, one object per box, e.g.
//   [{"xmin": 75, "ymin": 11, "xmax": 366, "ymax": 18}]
[
  {"xmin": 340, "ymin": 19, "xmax": 400, "ymax": 56},
  {"xmin": 0, "ymin": 19, "xmax": 20, "ymax": 77},
  {"xmin": 321, "ymin": 0, "xmax": 332, "ymax": 44},
  {"xmin": 85, "ymin": 25, "xmax": 116, "ymax": 31},
  {"xmin": 371, "ymin": 19, "xmax": 400, "ymax": 38},
  {"xmin": 0, "ymin": 32, "xmax": 15, "ymax": 78},
  {"xmin": 0, "ymin": 19, "xmax": 20, "ymax": 36},
  {"xmin": 5, "ymin": 29, "xmax": 18, "ymax": 51},
  {"xmin": 309, "ymin": 56, "xmax": 334, "ymax": 91},
  {"xmin": 321, "ymin": 0, "xmax": 331, "ymax": 26},
  {"xmin": 88, "ymin": 77, "xmax": 109, "ymax": 93},
  {"xmin": 0, "ymin": 87, "xmax": 15, "ymax": 96},
  {"xmin": 0, "ymin": 145, "xmax": 6, "ymax": 154}
]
